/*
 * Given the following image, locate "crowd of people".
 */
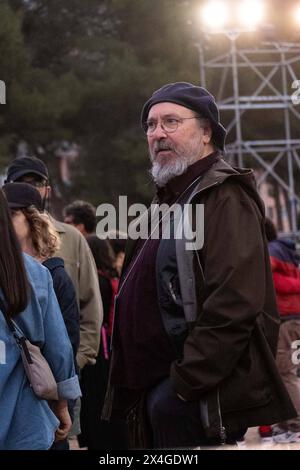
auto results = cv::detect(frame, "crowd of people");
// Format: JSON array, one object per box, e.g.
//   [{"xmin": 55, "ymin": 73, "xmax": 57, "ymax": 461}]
[{"xmin": 0, "ymin": 82, "xmax": 300, "ymax": 450}]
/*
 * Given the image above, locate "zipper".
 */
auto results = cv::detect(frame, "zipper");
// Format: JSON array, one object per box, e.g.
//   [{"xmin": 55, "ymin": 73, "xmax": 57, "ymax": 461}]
[
  {"xmin": 193, "ymin": 180, "xmax": 221, "ymax": 196},
  {"xmin": 109, "ymin": 294, "xmax": 118, "ymax": 351},
  {"xmin": 169, "ymin": 281, "xmax": 178, "ymax": 302},
  {"xmin": 217, "ymin": 389, "xmax": 227, "ymax": 445},
  {"xmin": 187, "ymin": 180, "xmax": 226, "ymax": 444}
]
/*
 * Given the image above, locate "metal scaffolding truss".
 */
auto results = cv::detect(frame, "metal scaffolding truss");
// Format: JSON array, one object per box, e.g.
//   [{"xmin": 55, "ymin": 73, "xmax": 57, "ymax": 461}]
[{"xmin": 197, "ymin": 36, "xmax": 300, "ymax": 235}]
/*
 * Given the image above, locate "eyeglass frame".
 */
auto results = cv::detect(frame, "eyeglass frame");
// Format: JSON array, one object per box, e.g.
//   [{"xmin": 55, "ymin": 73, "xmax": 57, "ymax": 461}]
[
  {"xmin": 17, "ymin": 176, "xmax": 49, "ymax": 188},
  {"xmin": 142, "ymin": 115, "xmax": 205, "ymax": 135}
]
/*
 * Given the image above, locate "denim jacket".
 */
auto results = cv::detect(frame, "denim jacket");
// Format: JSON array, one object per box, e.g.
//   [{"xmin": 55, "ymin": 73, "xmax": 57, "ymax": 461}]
[{"xmin": 0, "ymin": 254, "xmax": 81, "ymax": 450}]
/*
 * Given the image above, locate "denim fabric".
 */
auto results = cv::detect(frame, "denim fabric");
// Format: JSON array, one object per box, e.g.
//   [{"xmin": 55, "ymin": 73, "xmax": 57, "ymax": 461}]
[{"xmin": 0, "ymin": 254, "xmax": 81, "ymax": 450}]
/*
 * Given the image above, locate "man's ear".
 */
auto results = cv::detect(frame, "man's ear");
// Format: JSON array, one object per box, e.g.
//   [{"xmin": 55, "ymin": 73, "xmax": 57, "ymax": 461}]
[
  {"xmin": 46, "ymin": 186, "xmax": 52, "ymax": 199},
  {"xmin": 202, "ymin": 125, "xmax": 213, "ymax": 144},
  {"xmin": 76, "ymin": 223, "xmax": 85, "ymax": 235}
]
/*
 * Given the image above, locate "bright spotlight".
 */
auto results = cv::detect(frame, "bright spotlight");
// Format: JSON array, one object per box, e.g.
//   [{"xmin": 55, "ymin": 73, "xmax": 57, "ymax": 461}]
[
  {"xmin": 293, "ymin": 4, "xmax": 300, "ymax": 25},
  {"xmin": 237, "ymin": 0, "xmax": 265, "ymax": 30},
  {"xmin": 200, "ymin": 1, "xmax": 229, "ymax": 30}
]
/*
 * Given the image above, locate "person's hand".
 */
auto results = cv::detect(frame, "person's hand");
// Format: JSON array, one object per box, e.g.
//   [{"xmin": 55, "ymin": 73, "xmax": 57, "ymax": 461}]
[{"xmin": 50, "ymin": 399, "xmax": 72, "ymax": 441}]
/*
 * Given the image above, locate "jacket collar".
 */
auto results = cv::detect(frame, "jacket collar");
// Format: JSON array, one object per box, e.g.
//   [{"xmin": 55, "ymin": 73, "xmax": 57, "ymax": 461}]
[
  {"xmin": 155, "ymin": 152, "xmax": 220, "ymax": 203},
  {"xmin": 122, "ymin": 155, "xmax": 260, "ymax": 274},
  {"xmin": 48, "ymin": 215, "xmax": 67, "ymax": 234}
]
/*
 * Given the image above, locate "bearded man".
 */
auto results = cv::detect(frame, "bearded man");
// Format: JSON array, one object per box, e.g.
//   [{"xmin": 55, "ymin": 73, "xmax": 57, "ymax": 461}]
[{"xmin": 103, "ymin": 82, "xmax": 296, "ymax": 449}]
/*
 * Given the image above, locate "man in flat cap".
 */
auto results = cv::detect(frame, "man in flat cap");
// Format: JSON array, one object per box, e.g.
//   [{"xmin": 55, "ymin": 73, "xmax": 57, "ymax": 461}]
[{"xmin": 103, "ymin": 82, "xmax": 295, "ymax": 448}]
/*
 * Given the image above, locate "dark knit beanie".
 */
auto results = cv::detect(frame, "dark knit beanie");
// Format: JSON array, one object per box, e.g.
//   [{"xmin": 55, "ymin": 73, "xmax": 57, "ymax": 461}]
[{"xmin": 141, "ymin": 82, "xmax": 226, "ymax": 150}]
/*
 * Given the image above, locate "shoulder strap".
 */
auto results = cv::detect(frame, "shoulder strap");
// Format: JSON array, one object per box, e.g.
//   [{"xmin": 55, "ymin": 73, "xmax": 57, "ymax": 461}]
[
  {"xmin": 0, "ymin": 297, "xmax": 17, "ymax": 335},
  {"xmin": 0, "ymin": 297, "xmax": 32, "ymax": 362}
]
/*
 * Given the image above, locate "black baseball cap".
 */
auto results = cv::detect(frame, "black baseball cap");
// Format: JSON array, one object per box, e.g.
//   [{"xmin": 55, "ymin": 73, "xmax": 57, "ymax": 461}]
[
  {"xmin": 5, "ymin": 157, "xmax": 49, "ymax": 183},
  {"xmin": 3, "ymin": 182, "xmax": 43, "ymax": 211},
  {"xmin": 141, "ymin": 82, "xmax": 227, "ymax": 150}
]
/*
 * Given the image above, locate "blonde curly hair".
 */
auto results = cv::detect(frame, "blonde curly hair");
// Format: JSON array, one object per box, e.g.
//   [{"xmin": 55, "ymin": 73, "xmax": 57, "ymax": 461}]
[{"xmin": 21, "ymin": 207, "xmax": 60, "ymax": 260}]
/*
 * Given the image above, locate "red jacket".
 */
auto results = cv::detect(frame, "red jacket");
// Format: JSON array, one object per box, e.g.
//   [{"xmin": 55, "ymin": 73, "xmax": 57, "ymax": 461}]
[{"xmin": 269, "ymin": 238, "xmax": 300, "ymax": 317}]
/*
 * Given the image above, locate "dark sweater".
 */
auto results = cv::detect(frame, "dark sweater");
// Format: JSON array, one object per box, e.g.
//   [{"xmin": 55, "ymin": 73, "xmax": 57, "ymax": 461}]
[{"xmin": 111, "ymin": 153, "xmax": 219, "ymax": 390}]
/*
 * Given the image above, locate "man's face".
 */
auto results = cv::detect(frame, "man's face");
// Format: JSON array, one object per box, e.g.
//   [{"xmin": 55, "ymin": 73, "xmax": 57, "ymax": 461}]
[
  {"xmin": 17, "ymin": 175, "xmax": 49, "ymax": 200},
  {"xmin": 64, "ymin": 215, "xmax": 85, "ymax": 235},
  {"xmin": 146, "ymin": 102, "xmax": 213, "ymax": 187}
]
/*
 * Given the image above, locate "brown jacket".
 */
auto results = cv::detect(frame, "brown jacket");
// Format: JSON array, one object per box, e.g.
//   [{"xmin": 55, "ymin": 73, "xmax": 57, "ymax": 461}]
[
  {"xmin": 105, "ymin": 156, "xmax": 296, "ymax": 440},
  {"xmin": 168, "ymin": 157, "xmax": 296, "ymax": 436}
]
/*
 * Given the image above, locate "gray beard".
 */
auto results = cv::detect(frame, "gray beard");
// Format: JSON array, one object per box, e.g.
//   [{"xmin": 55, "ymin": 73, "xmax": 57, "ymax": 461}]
[
  {"xmin": 150, "ymin": 134, "xmax": 201, "ymax": 188},
  {"xmin": 150, "ymin": 157, "xmax": 190, "ymax": 187},
  {"xmin": 149, "ymin": 134, "xmax": 203, "ymax": 187}
]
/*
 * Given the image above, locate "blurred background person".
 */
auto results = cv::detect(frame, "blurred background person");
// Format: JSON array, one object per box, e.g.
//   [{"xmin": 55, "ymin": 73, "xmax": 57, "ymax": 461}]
[
  {"xmin": 63, "ymin": 201, "xmax": 127, "ymax": 279},
  {"xmin": 3, "ymin": 182, "xmax": 80, "ymax": 362},
  {"xmin": 3, "ymin": 182, "xmax": 80, "ymax": 450},
  {"xmin": 5, "ymin": 157, "xmax": 103, "ymax": 443},
  {"xmin": 0, "ymin": 187, "xmax": 81, "ymax": 450},
  {"xmin": 64, "ymin": 200, "xmax": 96, "ymax": 238},
  {"xmin": 108, "ymin": 230, "xmax": 127, "ymax": 277},
  {"xmin": 78, "ymin": 235, "xmax": 127, "ymax": 449},
  {"xmin": 5, "ymin": 157, "xmax": 102, "ymax": 371},
  {"xmin": 262, "ymin": 219, "xmax": 300, "ymax": 444}
]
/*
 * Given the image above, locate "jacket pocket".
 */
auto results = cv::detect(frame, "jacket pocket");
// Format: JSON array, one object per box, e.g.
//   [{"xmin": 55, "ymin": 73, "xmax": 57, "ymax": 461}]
[{"xmin": 219, "ymin": 333, "xmax": 272, "ymax": 413}]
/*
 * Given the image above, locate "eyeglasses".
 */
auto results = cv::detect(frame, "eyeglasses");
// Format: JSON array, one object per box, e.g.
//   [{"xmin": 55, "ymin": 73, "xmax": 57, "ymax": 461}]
[
  {"xmin": 143, "ymin": 116, "xmax": 201, "ymax": 135},
  {"xmin": 19, "ymin": 178, "xmax": 48, "ymax": 188}
]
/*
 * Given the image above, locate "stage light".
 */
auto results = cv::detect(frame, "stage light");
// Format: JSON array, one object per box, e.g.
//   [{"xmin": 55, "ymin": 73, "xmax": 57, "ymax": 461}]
[
  {"xmin": 200, "ymin": 1, "xmax": 229, "ymax": 30},
  {"xmin": 237, "ymin": 0, "xmax": 265, "ymax": 30},
  {"xmin": 293, "ymin": 4, "xmax": 300, "ymax": 26}
]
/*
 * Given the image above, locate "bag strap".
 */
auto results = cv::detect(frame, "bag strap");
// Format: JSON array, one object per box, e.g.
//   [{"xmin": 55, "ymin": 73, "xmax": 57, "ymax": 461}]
[
  {"xmin": 0, "ymin": 297, "xmax": 18, "ymax": 335},
  {"xmin": 0, "ymin": 297, "xmax": 32, "ymax": 362}
]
